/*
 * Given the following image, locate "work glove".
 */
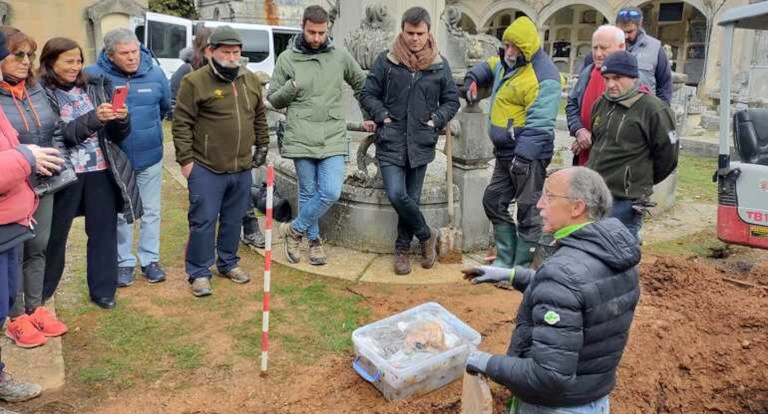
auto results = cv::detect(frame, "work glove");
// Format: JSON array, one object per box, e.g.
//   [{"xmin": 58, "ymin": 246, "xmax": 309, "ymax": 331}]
[
  {"xmin": 466, "ymin": 350, "xmax": 493, "ymax": 376},
  {"xmin": 252, "ymin": 145, "xmax": 268, "ymax": 168},
  {"xmin": 462, "ymin": 266, "xmax": 514, "ymax": 285},
  {"xmin": 509, "ymin": 156, "xmax": 531, "ymax": 177},
  {"xmin": 464, "ymin": 80, "xmax": 478, "ymax": 103}
]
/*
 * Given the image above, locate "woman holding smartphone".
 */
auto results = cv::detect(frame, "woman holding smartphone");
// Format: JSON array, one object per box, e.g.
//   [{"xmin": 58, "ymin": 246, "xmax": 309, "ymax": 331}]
[
  {"xmin": 39, "ymin": 37, "xmax": 142, "ymax": 310},
  {"xmin": 0, "ymin": 27, "xmax": 69, "ymax": 348}
]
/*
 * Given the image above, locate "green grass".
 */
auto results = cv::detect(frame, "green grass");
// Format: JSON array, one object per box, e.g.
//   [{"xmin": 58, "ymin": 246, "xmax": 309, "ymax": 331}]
[
  {"xmin": 645, "ymin": 228, "xmax": 727, "ymax": 257},
  {"xmin": 558, "ymin": 99, "xmax": 567, "ymax": 116},
  {"xmin": 676, "ymin": 153, "xmax": 718, "ymax": 203}
]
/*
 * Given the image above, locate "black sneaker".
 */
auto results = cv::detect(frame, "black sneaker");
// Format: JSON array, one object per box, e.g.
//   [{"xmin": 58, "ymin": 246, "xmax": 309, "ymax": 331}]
[
  {"xmin": 117, "ymin": 267, "xmax": 134, "ymax": 288},
  {"xmin": 141, "ymin": 262, "xmax": 166, "ymax": 283}
]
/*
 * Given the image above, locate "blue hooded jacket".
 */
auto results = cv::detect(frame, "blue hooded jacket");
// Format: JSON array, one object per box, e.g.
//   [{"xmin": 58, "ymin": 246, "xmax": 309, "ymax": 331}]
[{"xmin": 86, "ymin": 44, "xmax": 171, "ymax": 170}]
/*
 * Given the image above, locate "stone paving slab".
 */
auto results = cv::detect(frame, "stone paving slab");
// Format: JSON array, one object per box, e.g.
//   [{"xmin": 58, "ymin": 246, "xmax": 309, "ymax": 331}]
[
  {"xmin": 2, "ymin": 302, "xmax": 66, "ymax": 392},
  {"xmin": 245, "ymin": 242, "xmax": 378, "ymax": 282}
]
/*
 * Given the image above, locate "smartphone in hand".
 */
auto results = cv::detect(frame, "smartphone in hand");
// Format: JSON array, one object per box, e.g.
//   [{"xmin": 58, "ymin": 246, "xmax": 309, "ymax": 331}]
[{"xmin": 112, "ymin": 85, "xmax": 129, "ymax": 109}]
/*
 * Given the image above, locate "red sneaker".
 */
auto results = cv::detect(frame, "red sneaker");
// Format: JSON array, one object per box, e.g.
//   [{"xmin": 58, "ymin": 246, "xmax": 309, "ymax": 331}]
[
  {"xmin": 5, "ymin": 315, "xmax": 47, "ymax": 348},
  {"xmin": 29, "ymin": 307, "xmax": 68, "ymax": 337}
]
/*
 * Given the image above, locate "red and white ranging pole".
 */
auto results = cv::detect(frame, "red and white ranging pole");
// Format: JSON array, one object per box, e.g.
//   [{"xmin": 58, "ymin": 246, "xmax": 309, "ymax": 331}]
[{"xmin": 261, "ymin": 163, "xmax": 274, "ymax": 373}]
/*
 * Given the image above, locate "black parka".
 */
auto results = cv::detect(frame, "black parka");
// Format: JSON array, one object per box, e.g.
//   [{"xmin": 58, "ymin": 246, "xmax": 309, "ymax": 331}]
[
  {"xmin": 486, "ymin": 218, "xmax": 641, "ymax": 407},
  {"xmin": 360, "ymin": 51, "xmax": 460, "ymax": 168},
  {"xmin": 43, "ymin": 75, "xmax": 143, "ymax": 223}
]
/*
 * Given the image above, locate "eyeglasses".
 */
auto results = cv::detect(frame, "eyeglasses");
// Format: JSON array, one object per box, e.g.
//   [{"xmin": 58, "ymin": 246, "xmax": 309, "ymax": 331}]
[
  {"xmin": 541, "ymin": 191, "xmax": 574, "ymax": 204},
  {"xmin": 617, "ymin": 10, "xmax": 641, "ymax": 18},
  {"xmin": 11, "ymin": 51, "xmax": 35, "ymax": 62}
]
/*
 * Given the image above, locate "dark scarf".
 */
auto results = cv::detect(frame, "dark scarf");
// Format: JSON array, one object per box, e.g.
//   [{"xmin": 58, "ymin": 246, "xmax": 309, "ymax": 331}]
[
  {"xmin": 295, "ymin": 34, "xmax": 329, "ymax": 55},
  {"xmin": 603, "ymin": 81, "xmax": 640, "ymax": 103},
  {"xmin": 211, "ymin": 58, "xmax": 239, "ymax": 83},
  {"xmin": 391, "ymin": 32, "xmax": 438, "ymax": 72},
  {"xmin": 2, "ymin": 74, "xmax": 22, "ymax": 86}
]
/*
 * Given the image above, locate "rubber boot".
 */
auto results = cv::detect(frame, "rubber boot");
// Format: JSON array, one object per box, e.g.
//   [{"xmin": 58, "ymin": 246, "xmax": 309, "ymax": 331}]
[
  {"xmin": 514, "ymin": 238, "xmax": 537, "ymax": 268},
  {"xmin": 492, "ymin": 224, "xmax": 517, "ymax": 268}
]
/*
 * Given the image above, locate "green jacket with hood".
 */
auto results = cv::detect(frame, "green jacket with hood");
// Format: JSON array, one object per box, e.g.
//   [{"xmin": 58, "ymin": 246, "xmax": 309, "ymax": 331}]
[
  {"xmin": 172, "ymin": 62, "xmax": 269, "ymax": 174},
  {"xmin": 587, "ymin": 88, "xmax": 678, "ymax": 200},
  {"xmin": 267, "ymin": 37, "xmax": 366, "ymax": 159}
]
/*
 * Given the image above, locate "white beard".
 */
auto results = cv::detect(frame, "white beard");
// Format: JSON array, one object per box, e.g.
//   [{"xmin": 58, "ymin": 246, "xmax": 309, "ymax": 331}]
[{"xmin": 214, "ymin": 57, "xmax": 241, "ymax": 69}]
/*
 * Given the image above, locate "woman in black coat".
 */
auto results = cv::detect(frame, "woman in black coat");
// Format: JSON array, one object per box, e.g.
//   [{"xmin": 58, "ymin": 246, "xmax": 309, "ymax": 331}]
[{"xmin": 39, "ymin": 37, "xmax": 142, "ymax": 310}]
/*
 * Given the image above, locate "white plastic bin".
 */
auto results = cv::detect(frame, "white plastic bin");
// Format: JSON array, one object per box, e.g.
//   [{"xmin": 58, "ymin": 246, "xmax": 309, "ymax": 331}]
[{"xmin": 351, "ymin": 302, "xmax": 481, "ymax": 401}]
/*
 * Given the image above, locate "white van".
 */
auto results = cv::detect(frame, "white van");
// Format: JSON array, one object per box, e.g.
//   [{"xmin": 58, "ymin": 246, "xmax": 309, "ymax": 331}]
[{"xmin": 135, "ymin": 12, "xmax": 301, "ymax": 79}]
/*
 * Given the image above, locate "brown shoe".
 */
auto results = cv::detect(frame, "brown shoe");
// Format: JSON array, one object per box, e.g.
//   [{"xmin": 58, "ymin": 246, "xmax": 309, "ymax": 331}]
[
  {"xmin": 394, "ymin": 248, "xmax": 411, "ymax": 275},
  {"xmin": 279, "ymin": 221, "xmax": 302, "ymax": 264},
  {"xmin": 420, "ymin": 228, "xmax": 439, "ymax": 269},
  {"xmin": 308, "ymin": 239, "xmax": 327, "ymax": 266},
  {"xmin": 218, "ymin": 266, "xmax": 250, "ymax": 284}
]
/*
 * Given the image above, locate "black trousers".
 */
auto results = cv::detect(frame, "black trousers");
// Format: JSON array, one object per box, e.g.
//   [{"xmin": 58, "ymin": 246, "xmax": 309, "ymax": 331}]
[
  {"xmin": 482, "ymin": 158, "xmax": 549, "ymax": 243},
  {"xmin": 44, "ymin": 170, "xmax": 119, "ymax": 301}
]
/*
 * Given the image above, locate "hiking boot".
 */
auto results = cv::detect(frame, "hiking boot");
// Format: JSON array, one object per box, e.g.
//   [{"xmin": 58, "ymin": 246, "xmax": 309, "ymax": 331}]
[
  {"xmin": 420, "ymin": 228, "xmax": 439, "ymax": 269},
  {"xmin": 29, "ymin": 307, "xmax": 68, "ymax": 337},
  {"xmin": 394, "ymin": 248, "xmax": 411, "ymax": 275},
  {"xmin": 141, "ymin": 262, "xmax": 167, "ymax": 283},
  {"xmin": 242, "ymin": 228, "xmax": 266, "ymax": 249},
  {"xmin": 308, "ymin": 239, "xmax": 327, "ymax": 266},
  {"xmin": 218, "ymin": 267, "xmax": 250, "ymax": 284},
  {"xmin": 279, "ymin": 221, "xmax": 302, "ymax": 264},
  {"xmin": 117, "ymin": 266, "xmax": 134, "ymax": 288},
  {"xmin": 5, "ymin": 315, "xmax": 47, "ymax": 348},
  {"xmin": 190, "ymin": 277, "xmax": 212, "ymax": 297},
  {"xmin": 0, "ymin": 372, "xmax": 42, "ymax": 402}
]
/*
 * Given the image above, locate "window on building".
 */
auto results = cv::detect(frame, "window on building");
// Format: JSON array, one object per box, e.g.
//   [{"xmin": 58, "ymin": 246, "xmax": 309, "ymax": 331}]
[{"xmin": 147, "ymin": 20, "xmax": 187, "ymax": 59}]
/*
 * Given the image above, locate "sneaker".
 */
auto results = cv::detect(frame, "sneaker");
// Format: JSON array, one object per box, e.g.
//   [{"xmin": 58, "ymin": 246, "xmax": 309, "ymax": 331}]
[
  {"xmin": 308, "ymin": 239, "xmax": 327, "ymax": 266},
  {"xmin": 0, "ymin": 372, "xmax": 42, "ymax": 402},
  {"xmin": 190, "ymin": 277, "xmax": 212, "ymax": 297},
  {"xmin": 29, "ymin": 307, "xmax": 68, "ymax": 337},
  {"xmin": 5, "ymin": 315, "xmax": 47, "ymax": 348},
  {"xmin": 218, "ymin": 267, "xmax": 250, "ymax": 284},
  {"xmin": 420, "ymin": 228, "xmax": 439, "ymax": 269},
  {"xmin": 141, "ymin": 262, "xmax": 167, "ymax": 283},
  {"xmin": 394, "ymin": 248, "xmax": 411, "ymax": 275},
  {"xmin": 241, "ymin": 230, "xmax": 266, "ymax": 249},
  {"xmin": 279, "ymin": 221, "xmax": 302, "ymax": 264},
  {"xmin": 117, "ymin": 266, "xmax": 134, "ymax": 288}
]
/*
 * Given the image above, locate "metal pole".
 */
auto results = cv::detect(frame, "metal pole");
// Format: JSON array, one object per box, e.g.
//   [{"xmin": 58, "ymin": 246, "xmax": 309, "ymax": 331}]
[{"xmin": 719, "ymin": 24, "xmax": 734, "ymax": 163}]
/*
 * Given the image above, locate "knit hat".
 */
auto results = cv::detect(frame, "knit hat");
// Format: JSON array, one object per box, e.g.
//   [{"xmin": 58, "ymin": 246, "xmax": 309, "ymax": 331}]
[
  {"xmin": 600, "ymin": 51, "xmax": 639, "ymax": 78},
  {"xmin": 0, "ymin": 31, "xmax": 9, "ymax": 61},
  {"xmin": 208, "ymin": 26, "xmax": 243, "ymax": 46}
]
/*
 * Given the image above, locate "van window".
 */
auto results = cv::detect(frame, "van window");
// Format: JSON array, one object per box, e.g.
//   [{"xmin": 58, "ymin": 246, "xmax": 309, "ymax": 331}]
[
  {"xmin": 147, "ymin": 20, "xmax": 187, "ymax": 59},
  {"xmin": 273, "ymin": 32, "xmax": 295, "ymax": 57},
  {"xmin": 240, "ymin": 29, "xmax": 270, "ymax": 63}
]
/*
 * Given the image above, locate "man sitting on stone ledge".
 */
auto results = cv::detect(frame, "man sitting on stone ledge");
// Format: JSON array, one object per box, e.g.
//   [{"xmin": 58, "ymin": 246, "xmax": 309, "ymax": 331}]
[{"xmin": 359, "ymin": 6, "xmax": 460, "ymax": 275}]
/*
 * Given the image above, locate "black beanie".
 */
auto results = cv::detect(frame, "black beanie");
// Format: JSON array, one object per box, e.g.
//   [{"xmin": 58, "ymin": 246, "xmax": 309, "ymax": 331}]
[
  {"xmin": 0, "ymin": 32, "xmax": 8, "ymax": 61},
  {"xmin": 600, "ymin": 51, "xmax": 639, "ymax": 79}
]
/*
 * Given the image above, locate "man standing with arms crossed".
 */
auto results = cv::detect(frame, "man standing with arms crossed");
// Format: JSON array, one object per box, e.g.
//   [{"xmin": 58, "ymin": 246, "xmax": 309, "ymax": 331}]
[
  {"xmin": 173, "ymin": 26, "xmax": 269, "ymax": 297},
  {"xmin": 269, "ymin": 5, "xmax": 366, "ymax": 266}
]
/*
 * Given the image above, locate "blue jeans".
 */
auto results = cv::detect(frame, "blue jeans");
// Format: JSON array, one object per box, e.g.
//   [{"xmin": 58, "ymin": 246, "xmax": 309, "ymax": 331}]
[
  {"xmin": 291, "ymin": 156, "xmax": 345, "ymax": 241},
  {"xmin": 185, "ymin": 164, "xmax": 252, "ymax": 280},
  {"xmin": 117, "ymin": 160, "xmax": 163, "ymax": 268},
  {"xmin": 379, "ymin": 162, "xmax": 431, "ymax": 250},
  {"xmin": 611, "ymin": 199, "xmax": 643, "ymax": 240},
  {"xmin": 515, "ymin": 396, "xmax": 609, "ymax": 414}
]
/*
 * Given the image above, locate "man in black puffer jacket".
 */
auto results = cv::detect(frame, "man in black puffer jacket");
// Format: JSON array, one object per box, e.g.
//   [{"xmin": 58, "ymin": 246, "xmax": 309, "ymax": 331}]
[{"xmin": 463, "ymin": 166, "xmax": 640, "ymax": 412}]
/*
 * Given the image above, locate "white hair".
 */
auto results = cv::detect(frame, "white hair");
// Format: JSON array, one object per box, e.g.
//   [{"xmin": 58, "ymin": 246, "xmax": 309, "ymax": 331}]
[
  {"xmin": 593, "ymin": 25, "xmax": 625, "ymax": 47},
  {"xmin": 103, "ymin": 28, "xmax": 140, "ymax": 54},
  {"xmin": 566, "ymin": 167, "xmax": 613, "ymax": 220}
]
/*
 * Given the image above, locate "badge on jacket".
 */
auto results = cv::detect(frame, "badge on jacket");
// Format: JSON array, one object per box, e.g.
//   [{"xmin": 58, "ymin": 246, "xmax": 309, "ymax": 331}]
[
  {"xmin": 544, "ymin": 310, "xmax": 560, "ymax": 325},
  {"xmin": 214, "ymin": 89, "xmax": 224, "ymax": 99}
]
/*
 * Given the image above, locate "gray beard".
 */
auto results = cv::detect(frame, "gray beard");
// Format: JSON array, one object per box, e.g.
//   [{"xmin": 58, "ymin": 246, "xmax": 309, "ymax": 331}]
[{"xmin": 214, "ymin": 57, "xmax": 241, "ymax": 69}]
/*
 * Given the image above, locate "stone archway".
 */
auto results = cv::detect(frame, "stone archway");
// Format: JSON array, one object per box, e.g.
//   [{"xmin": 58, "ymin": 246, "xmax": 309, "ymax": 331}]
[
  {"xmin": 538, "ymin": 0, "xmax": 614, "ymax": 27},
  {"xmin": 450, "ymin": 4, "xmax": 480, "ymax": 34},
  {"xmin": 478, "ymin": 1, "xmax": 539, "ymax": 31},
  {"xmin": 540, "ymin": 4, "xmax": 610, "ymax": 74},
  {"xmin": 623, "ymin": 0, "xmax": 710, "ymax": 85}
]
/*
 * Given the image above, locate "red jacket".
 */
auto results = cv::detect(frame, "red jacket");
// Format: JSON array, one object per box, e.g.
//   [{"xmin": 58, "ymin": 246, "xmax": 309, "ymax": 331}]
[{"xmin": 0, "ymin": 107, "xmax": 36, "ymax": 226}]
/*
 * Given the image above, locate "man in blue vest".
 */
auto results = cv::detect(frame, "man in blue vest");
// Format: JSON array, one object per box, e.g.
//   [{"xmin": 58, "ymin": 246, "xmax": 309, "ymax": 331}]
[{"xmin": 86, "ymin": 28, "xmax": 171, "ymax": 287}]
